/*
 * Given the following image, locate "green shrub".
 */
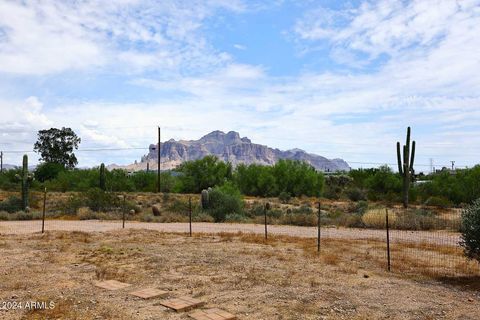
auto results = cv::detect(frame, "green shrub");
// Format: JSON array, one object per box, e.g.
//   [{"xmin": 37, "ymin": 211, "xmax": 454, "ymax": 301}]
[
  {"xmin": 424, "ymin": 196, "xmax": 453, "ymax": 208},
  {"xmin": 83, "ymin": 188, "xmax": 121, "ymax": 212},
  {"xmin": 206, "ymin": 184, "xmax": 243, "ymax": 222},
  {"xmin": 460, "ymin": 199, "xmax": 480, "ymax": 262},
  {"xmin": 278, "ymin": 213, "xmax": 317, "ymax": 226},
  {"xmin": 34, "ymin": 162, "xmax": 65, "ymax": 182},
  {"xmin": 391, "ymin": 209, "xmax": 439, "ymax": 230},
  {"xmin": 344, "ymin": 214, "xmax": 364, "ymax": 228},
  {"xmin": 355, "ymin": 200, "xmax": 368, "ymax": 215},
  {"xmin": 0, "ymin": 211, "xmax": 10, "ymax": 220},
  {"xmin": 248, "ymin": 203, "xmax": 265, "ymax": 217},
  {"xmin": 346, "ymin": 187, "xmax": 366, "ymax": 202},
  {"xmin": 0, "ymin": 196, "xmax": 23, "ymax": 213},
  {"xmin": 192, "ymin": 212, "xmax": 215, "ymax": 222},
  {"xmin": 225, "ymin": 213, "xmax": 248, "ymax": 222},
  {"xmin": 278, "ymin": 191, "xmax": 291, "ymax": 204}
]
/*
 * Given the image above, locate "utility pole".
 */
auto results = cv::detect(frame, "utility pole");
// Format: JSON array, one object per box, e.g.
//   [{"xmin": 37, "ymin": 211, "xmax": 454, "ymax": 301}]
[
  {"xmin": 451, "ymin": 161, "xmax": 455, "ymax": 171},
  {"xmin": 0, "ymin": 151, "xmax": 3, "ymax": 173},
  {"xmin": 157, "ymin": 126, "xmax": 161, "ymax": 193}
]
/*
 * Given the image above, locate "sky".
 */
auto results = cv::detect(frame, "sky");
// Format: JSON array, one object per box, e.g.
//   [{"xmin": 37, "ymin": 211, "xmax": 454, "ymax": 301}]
[{"xmin": 1, "ymin": 0, "xmax": 480, "ymax": 172}]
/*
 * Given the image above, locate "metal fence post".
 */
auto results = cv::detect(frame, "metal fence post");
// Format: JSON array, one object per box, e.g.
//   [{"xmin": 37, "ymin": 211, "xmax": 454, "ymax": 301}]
[
  {"xmin": 317, "ymin": 201, "xmax": 321, "ymax": 253},
  {"xmin": 122, "ymin": 195, "xmax": 126, "ymax": 229},
  {"xmin": 386, "ymin": 208, "xmax": 391, "ymax": 272},
  {"xmin": 41, "ymin": 187, "xmax": 46, "ymax": 233},
  {"xmin": 264, "ymin": 202, "xmax": 270, "ymax": 240},
  {"xmin": 189, "ymin": 197, "xmax": 192, "ymax": 237}
]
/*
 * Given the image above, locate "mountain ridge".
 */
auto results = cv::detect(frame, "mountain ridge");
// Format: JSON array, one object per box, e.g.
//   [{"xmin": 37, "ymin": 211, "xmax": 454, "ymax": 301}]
[{"xmin": 109, "ymin": 130, "xmax": 350, "ymax": 172}]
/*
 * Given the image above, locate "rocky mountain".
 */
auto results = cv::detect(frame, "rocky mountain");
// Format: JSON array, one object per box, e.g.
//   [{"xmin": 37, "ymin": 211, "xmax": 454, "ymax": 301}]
[{"xmin": 110, "ymin": 131, "xmax": 350, "ymax": 172}]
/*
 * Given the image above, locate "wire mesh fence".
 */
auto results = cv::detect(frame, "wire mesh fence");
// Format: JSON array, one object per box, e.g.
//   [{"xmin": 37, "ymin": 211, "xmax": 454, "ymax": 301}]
[{"xmin": 0, "ymin": 191, "xmax": 479, "ymax": 278}]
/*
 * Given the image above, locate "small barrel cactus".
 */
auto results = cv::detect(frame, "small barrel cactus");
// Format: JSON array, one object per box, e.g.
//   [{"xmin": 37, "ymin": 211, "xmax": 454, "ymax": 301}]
[
  {"xmin": 15, "ymin": 154, "xmax": 34, "ymax": 211},
  {"xmin": 201, "ymin": 189, "xmax": 210, "ymax": 210}
]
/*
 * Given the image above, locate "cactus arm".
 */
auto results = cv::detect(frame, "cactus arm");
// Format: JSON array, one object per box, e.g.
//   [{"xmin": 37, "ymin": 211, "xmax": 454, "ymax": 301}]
[
  {"xmin": 406, "ymin": 127, "xmax": 411, "ymax": 152},
  {"xmin": 409, "ymin": 140, "xmax": 416, "ymax": 171},
  {"xmin": 396, "ymin": 142, "xmax": 403, "ymax": 174}
]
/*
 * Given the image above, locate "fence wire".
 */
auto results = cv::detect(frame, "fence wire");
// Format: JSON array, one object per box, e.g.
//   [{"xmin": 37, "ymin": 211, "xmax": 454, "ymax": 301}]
[{"xmin": 0, "ymin": 192, "xmax": 479, "ymax": 278}]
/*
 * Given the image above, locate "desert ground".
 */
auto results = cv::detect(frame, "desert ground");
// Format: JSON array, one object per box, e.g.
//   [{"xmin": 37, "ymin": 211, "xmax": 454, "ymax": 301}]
[{"xmin": 0, "ymin": 229, "xmax": 479, "ymax": 320}]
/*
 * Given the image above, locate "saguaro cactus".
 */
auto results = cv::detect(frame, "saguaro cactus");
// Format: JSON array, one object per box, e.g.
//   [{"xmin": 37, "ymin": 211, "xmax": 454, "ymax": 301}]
[
  {"xmin": 15, "ymin": 154, "xmax": 34, "ymax": 210},
  {"xmin": 201, "ymin": 189, "xmax": 210, "ymax": 210},
  {"xmin": 99, "ymin": 163, "xmax": 106, "ymax": 191},
  {"xmin": 396, "ymin": 127, "xmax": 416, "ymax": 208}
]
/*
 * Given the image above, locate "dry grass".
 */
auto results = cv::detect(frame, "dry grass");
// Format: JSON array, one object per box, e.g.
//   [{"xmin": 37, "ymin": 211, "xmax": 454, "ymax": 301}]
[{"xmin": 0, "ymin": 229, "xmax": 479, "ymax": 319}]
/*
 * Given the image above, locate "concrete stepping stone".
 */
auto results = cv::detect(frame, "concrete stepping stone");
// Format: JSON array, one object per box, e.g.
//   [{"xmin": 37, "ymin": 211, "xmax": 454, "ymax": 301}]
[
  {"xmin": 159, "ymin": 296, "xmax": 205, "ymax": 312},
  {"xmin": 129, "ymin": 288, "xmax": 168, "ymax": 299},
  {"xmin": 189, "ymin": 308, "xmax": 236, "ymax": 320},
  {"xmin": 94, "ymin": 280, "xmax": 131, "ymax": 291}
]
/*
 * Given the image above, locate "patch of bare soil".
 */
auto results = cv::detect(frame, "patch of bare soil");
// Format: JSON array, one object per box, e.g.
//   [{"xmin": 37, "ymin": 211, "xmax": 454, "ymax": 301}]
[{"xmin": 0, "ymin": 230, "xmax": 479, "ymax": 320}]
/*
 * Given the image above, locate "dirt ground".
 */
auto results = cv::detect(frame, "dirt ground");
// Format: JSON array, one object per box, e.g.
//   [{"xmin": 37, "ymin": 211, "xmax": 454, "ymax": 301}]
[
  {"xmin": 0, "ymin": 230, "xmax": 479, "ymax": 320},
  {"xmin": 0, "ymin": 220, "xmax": 461, "ymax": 245}
]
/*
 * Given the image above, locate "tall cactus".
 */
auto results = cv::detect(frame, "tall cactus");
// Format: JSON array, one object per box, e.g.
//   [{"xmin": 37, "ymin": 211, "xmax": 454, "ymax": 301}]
[
  {"xmin": 15, "ymin": 154, "xmax": 34, "ymax": 211},
  {"xmin": 201, "ymin": 189, "xmax": 210, "ymax": 210},
  {"xmin": 99, "ymin": 163, "xmax": 106, "ymax": 191},
  {"xmin": 396, "ymin": 127, "xmax": 416, "ymax": 208}
]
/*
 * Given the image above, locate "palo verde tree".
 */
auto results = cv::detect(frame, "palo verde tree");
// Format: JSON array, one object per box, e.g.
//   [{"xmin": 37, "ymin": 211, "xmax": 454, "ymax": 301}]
[
  {"xmin": 34, "ymin": 127, "xmax": 81, "ymax": 169},
  {"xmin": 396, "ymin": 126, "xmax": 416, "ymax": 208}
]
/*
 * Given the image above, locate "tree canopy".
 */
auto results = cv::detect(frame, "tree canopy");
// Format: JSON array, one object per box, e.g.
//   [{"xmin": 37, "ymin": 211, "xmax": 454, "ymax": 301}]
[{"xmin": 34, "ymin": 127, "xmax": 81, "ymax": 169}]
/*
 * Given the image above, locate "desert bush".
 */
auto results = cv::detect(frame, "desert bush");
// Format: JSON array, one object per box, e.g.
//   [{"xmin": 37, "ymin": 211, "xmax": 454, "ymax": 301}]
[
  {"xmin": 278, "ymin": 213, "xmax": 317, "ymax": 226},
  {"xmin": 247, "ymin": 203, "xmax": 265, "ymax": 217},
  {"xmin": 225, "ymin": 213, "xmax": 248, "ymax": 222},
  {"xmin": 362, "ymin": 208, "xmax": 396, "ymax": 229},
  {"xmin": 355, "ymin": 200, "xmax": 368, "ymax": 215},
  {"xmin": 162, "ymin": 192, "xmax": 170, "ymax": 203},
  {"xmin": 460, "ymin": 199, "xmax": 480, "ymax": 262},
  {"xmin": 156, "ymin": 212, "xmax": 188, "ymax": 223},
  {"xmin": 346, "ymin": 187, "xmax": 366, "ymax": 202},
  {"xmin": 139, "ymin": 212, "xmax": 155, "ymax": 222},
  {"xmin": 167, "ymin": 199, "xmax": 188, "ymax": 214},
  {"xmin": 61, "ymin": 194, "xmax": 84, "ymax": 214},
  {"xmin": 83, "ymin": 188, "xmax": 121, "ymax": 212},
  {"xmin": 278, "ymin": 191, "xmax": 291, "ymax": 204},
  {"xmin": 292, "ymin": 205, "xmax": 313, "ymax": 215},
  {"xmin": 343, "ymin": 214, "xmax": 364, "ymax": 228},
  {"xmin": 377, "ymin": 209, "xmax": 440, "ymax": 230},
  {"xmin": 206, "ymin": 183, "xmax": 243, "ymax": 222},
  {"xmin": 192, "ymin": 212, "xmax": 215, "ymax": 222},
  {"xmin": 0, "ymin": 211, "xmax": 9, "ymax": 220},
  {"xmin": 424, "ymin": 196, "xmax": 453, "ymax": 208},
  {"xmin": 77, "ymin": 207, "xmax": 117, "ymax": 220},
  {"xmin": 0, "ymin": 196, "xmax": 23, "ymax": 213}
]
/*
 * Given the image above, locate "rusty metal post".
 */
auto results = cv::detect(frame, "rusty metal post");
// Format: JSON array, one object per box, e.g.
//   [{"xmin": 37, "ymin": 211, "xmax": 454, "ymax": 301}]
[
  {"xmin": 317, "ymin": 201, "xmax": 321, "ymax": 253},
  {"xmin": 122, "ymin": 195, "xmax": 126, "ymax": 229},
  {"xmin": 41, "ymin": 187, "xmax": 46, "ymax": 233},
  {"xmin": 386, "ymin": 208, "xmax": 391, "ymax": 272},
  {"xmin": 157, "ymin": 126, "xmax": 161, "ymax": 193},
  {"xmin": 264, "ymin": 202, "xmax": 270, "ymax": 240},
  {"xmin": 189, "ymin": 197, "xmax": 192, "ymax": 237}
]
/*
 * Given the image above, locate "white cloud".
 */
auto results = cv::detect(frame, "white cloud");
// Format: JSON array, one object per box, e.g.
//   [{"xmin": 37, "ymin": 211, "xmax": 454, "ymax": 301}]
[
  {"xmin": 0, "ymin": 0, "xmax": 245, "ymax": 75},
  {"xmin": 233, "ymin": 44, "xmax": 247, "ymax": 50},
  {"xmin": 1, "ymin": 1, "xmax": 480, "ymax": 170}
]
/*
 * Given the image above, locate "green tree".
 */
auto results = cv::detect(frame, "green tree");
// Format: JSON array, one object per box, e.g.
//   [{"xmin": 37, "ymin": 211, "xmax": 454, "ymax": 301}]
[
  {"xmin": 34, "ymin": 127, "xmax": 81, "ymax": 169},
  {"xmin": 34, "ymin": 162, "xmax": 65, "ymax": 182},
  {"xmin": 176, "ymin": 156, "xmax": 231, "ymax": 193}
]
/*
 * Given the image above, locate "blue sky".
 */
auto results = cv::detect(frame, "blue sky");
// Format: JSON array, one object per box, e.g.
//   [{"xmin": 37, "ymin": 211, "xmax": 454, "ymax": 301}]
[{"xmin": 1, "ymin": 0, "xmax": 480, "ymax": 172}]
